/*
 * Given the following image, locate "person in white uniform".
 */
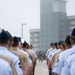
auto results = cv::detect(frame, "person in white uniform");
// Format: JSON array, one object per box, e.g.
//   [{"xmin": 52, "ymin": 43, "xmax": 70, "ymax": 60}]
[
  {"xmin": 0, "ymin": 28, "xmax": 23, "ymax": 75},
  {"xmin": 70, "ymin": 61, "xmax": 75, "ymax": 75},
  {"xmin": 0, "ymin": 58, "xmax": 13, "ymax": 75},
  {"xmin": 52, "ymin": 29, "xmax": 75, "ymax": 75},
  {"xmin": 47, "ymin": 42, "xmax": 58, "ymax": 75},
  {"xmin": 46, "ymin": 43, "xmax": 54, "ymax": 58},
  {"xmin": 46, "ymin": 43, "xmax": 54, "ymax": 66},
  {"xmin": 29, "ymin": 44, "xmax": 37, "ymax": 75},
  {"xmin": 61, "ymin": 29, "xmax": 75, "ymax": 75}
]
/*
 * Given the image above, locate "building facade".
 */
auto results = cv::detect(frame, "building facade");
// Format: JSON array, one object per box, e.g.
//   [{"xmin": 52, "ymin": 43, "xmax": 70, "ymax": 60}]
[
  {"xmin": 40, "ymin": 0, "xmax": 53, "ymax": 51},
  {"xmin": 40, "ymin": 0, "xmax": 67, "ymax": 51},
  {"xmin": 30, "ymin": 0, "xmax": 75, "ymax": 52},
  {"xmin": 30, "ymin": 15, "xmax": 75, "ymax": 52},
  {"xmin": 52, "ymin": 0, "xmax": 67, "ymax": 42},
  {"xmin": 30, "ymin": 29, "xmax": 40, "ymax": 52},
  {"xmin": 67, "ymin": 15, "xmax": 75, "ymax": 35}
]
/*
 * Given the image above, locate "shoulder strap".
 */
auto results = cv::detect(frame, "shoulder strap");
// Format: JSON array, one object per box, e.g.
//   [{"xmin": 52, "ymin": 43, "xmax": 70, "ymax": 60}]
[
  {"xmin": 0, "ymin": 54, "xmax": 17, "ymax": 75},
  {"xmin": 27, "ymin": 50, "xmax": 34, "ymax": 61},
  {"xmin": 11, "ymin": 49, "xmax": 30, "ymax": 69}
]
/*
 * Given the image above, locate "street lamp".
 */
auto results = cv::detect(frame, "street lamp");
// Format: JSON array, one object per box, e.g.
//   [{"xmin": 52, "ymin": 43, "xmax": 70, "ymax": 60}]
[{"xmin": 21, "ymin": 23, "xmax": 26, "ymax": 39}]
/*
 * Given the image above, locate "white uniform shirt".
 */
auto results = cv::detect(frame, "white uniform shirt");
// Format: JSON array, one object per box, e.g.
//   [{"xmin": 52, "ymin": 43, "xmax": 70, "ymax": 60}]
[
  {"xmin": 46, "ymin": 48, "xmax": 53, "ymax": 57},
  {"xmin": 0, "ymin": 58, "xmax": 13, "ymax": 75},
  {"xmin": 0, "ymin": 46, "xmax": 23, "ymax": 75},
  {"xmin": 61, "ymin": 53, "xmax": 75, "ymax": 75},
  {"xmin": 47, "ymin": 49, "xmax": 54, "ymax": 59},
  {"xmin": 52, "ymin": 45, "xmax": 75, "ymax": 74},
  {"xmin": 29, "ymin": 49, "xmax": 37, "ymax": 58},
  {"xmin": 48, "ymin": 48, "xmax": 57, "ymax": 60},
  {"xmin": 18, "ymin": 49, "xmax": 32, "ymax": 64},
  {"xmin": 70, "ymin": 62, "xmax": 75, "ymax": 75}
]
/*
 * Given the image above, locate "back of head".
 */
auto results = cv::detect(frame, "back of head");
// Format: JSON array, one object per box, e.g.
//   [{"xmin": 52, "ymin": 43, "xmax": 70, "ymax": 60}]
[
  {"xmin": 22, "ymin": 41, "xmax": 28, "ymax": 48},
  {"xmin": 30, "ymin": 44, "xmax": 33, "ymax": 49},
  {"xmin": 6, "ymin": 31, "xmax": 13, "ymax": 46},
  {"xmin": 12, "ymin": 36, "xmax": 19, "ymax": 47},
  {"xmin": 17, "ymin": 37, "xmax": 22, "ymax": 49},
  {"xmin": 50, "ymin": 43, "xmax": 54, "ymax": 47},
  {"xmin": 17, "ymin": 37, "xmax": 21, "ymax": 42},
  {"xmin": 0, "ymin": 28, "xmax": 10, "ymax": 45},
  {"xmin": 54, "ymin": 42, "xmax": 58, "ymax": 49},
  {"xmin": 65, "ymin": 35, "xmax": 71, "ymax": 46},
  {"xmin": 70, "ymin": 28, "xmax": 75, "ymax": 44}
]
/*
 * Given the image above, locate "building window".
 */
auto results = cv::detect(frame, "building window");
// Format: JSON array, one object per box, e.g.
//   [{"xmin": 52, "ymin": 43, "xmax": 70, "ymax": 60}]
[
  {"xmin": 34, "ymin": 34, "xmax": 37, "ymax": 37},
  {"xmin": 34, "ymin": 43, "xmax": 37, "ymax": 47},
  {"xmin": 34, "ymin": 39, "xmax": 38, "ymax": 42}
]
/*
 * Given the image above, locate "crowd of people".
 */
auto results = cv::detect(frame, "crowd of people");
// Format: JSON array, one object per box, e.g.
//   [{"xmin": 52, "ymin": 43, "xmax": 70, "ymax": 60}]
[
  {"xmin": 46, "ymin": 28, "xmax": 75, "ymax": 75},
  {"xmin": 1, "ymin": 26, "xmax": 75, "ymax": 75},
  {"xmin": 0, "ymin": 28, "xmax": 37, "ymax": 75}
]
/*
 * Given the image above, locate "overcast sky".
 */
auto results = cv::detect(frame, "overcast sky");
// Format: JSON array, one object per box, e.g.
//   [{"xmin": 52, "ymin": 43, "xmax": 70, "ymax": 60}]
[{"xmin": 0, "ymin": 0, "xmax": 75, "ymax": 43}]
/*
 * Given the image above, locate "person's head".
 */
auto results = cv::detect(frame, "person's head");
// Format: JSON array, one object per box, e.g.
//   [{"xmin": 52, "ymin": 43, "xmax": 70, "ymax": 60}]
[
  {"xmin": 12, "ymin": 36, "xmax": 19, "ymax": 47},
  {"xmin": 54, "ymin": 42, "xmax": 57, "ymax": 49},
  {"xmin": 70, "ymin": 28, "xmax": 75, "ymax": 45},
  {"xmin": 0, "ymin": 28, "xmax": 10, "ymax": 47},
  {"xmin": 26, "ymin": 43, "xmax": 29, "ymax": 49},
  {"xmin": 50, "ymin": 43, "xmax": 54, "ymax": 48},
  {"xmin": 60, "ymin": 42, "xmax": 66, "ymax": 51},
  {"xmin": 6, "ymin": 31, "xmax": 13, "ymax": 47},
  {"xmin": 22, "ymin": 41, "xmax": 29, "ymax": 50},
  {"xmin": 17, "ymin": 37, "xmax": 22, "ymax": 49},
  {"xmin": 65, "ymin": 35, "xmax": 71, "ymax": 49},
  {"xmin": 29, "ymin": 45, "xmax": 33, "ymax": 49},
  {"xmin": 57, "ymin": 41, "xmax": 61, "ymax": 49},
  {"xmin": 57, "ymin": 41, "xmax": 63, "ymax": 49}
]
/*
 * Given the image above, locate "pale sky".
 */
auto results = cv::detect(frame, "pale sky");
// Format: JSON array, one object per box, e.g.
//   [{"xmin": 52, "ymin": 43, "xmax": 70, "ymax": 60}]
[{"xmin": 0, "ymin": 0, "xmax": 75, "ymax": 43}]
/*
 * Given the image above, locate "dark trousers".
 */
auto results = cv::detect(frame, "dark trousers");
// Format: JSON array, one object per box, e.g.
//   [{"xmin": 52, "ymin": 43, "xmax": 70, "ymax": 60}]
[
  {"xmin": 49, "ymin": 67, "xmax": 52, "ymax": 75},
  {"xmin": 49, "ymin": 72, "xmax": 52, "ymax": 75}
]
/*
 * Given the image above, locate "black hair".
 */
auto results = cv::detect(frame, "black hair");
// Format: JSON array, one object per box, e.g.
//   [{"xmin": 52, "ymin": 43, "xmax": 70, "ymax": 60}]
[
  {"xmin": 65, "ymin": 35, "xmax": 71, "ymax": 45},
  {"xmin": 0, "ymin": 30, "xmax": 10, "ymax": 45},
  {"xmin": 30, "ymin": 44, "xmax": 33, "ymax": 48},
  {"xmin": 12, "ymin": 36, "xmax": 18, "ymax": 47},
  {"xmin": 0, "ymin": 38, "xmax": 9, "ymax": 45},
  {"xmin": 6, "ymin": 31, "xmax": 12, "ymax": 43},
  {"xmin": 50, "ymin": 43, "xmax": 54, "ymax": 46}
]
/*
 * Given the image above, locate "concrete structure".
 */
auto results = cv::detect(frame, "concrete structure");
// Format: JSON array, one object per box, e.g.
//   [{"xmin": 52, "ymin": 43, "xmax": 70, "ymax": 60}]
[
  {"xmin": 40, "ymin": 0, "xmax": 53, "ymax": 51},
  {"xmin": 30, "ymin": 29, "xmax": 40, "ymax": 52},
  {"xmin": 67, "ymin": 15, "xmax": 75, "ymax": 35},
  {"xmin": 30, "ymin": 15, "xmax": 75, "ymax": 52},
  {"xmin": 30, "ymin": 0, "xmax": 75, "ymax": 52},
  {"xmin": 52, "ymin": 0, "xmax": 67, "ymax": 42},
  {"xmin": 40, "ymin": 0, "xmax": 67, "ymax": 51}
]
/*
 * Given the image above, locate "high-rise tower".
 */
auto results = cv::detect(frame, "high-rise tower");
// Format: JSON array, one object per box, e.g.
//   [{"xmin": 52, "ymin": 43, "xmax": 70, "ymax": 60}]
[
  {"xmin": 40, "ymin": 0, "xmax": 53, "ymax": 51},
  {"xmin": 40, "ymin": 0, "xmax": 67, "ymax": 51},
  {"xmin": 52, "ymin": 0, "xmax": 67, "ymax": 42}
]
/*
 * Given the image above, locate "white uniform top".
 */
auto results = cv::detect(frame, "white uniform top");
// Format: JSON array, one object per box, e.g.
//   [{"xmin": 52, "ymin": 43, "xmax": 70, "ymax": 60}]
[
  {"xmin": 70, "ymin": 62, "xmax": 75, "ymax": 75},
  {"xmin": 52, "ymin": 45, "xmax": 75, "ymax": 74},
  {"xmin": 29, "ymin": 49, "xmax": 37, "ymax": 58},
  {"xmin": 46, "ymin": 48, "xmax": 53, "ymax": 57},
  {"xmin": 0, "ymin": 46, "xmax": 23, "ymax": 75},
  {"xmin": 18, "ymin": 49, "xmax": 32, "ymax": 64},
  {"xmin": 47, "ymin": 49, "xmax": 54, "ymax": 59},
  {"xmin": 61, "ymin": 53, "xmax": 75, "ymax": 75},
  {"xmin": 0, "ymin": 58, "xmax": 13, "ymax": 75},
  {"xmin": 48, "ymin": 48, "xmax": 57, "ymax": 60}
]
